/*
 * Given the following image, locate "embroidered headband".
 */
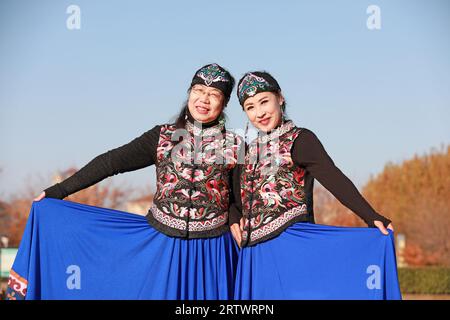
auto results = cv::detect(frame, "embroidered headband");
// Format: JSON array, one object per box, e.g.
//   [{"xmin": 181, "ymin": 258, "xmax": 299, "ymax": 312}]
[
  {"xmin": 190, "ymin": 63, "xmax": 234, "ymax": 105},
  {"xmin": 237, "ymin": 71, "xmax": 281, "ymax": 106}
]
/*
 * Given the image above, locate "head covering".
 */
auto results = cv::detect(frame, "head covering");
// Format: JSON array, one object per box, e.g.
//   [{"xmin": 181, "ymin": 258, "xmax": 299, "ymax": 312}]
[
  {"xmin": 237, "ymin": 71, "xmax": 281, "ymax": 106},
  {"xmin": 190, "ymin": 63, "xmax": 235, "ymax": 105}
]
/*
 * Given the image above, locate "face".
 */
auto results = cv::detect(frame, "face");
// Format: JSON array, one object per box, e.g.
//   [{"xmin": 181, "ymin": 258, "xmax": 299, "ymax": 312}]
[
  {"xmin": 243, "ymin": 91, "xmax": 284, "ymax": 132},
  {"xmin": 188, "ymin": 84, "xmax": 225, "ymax": 123}
]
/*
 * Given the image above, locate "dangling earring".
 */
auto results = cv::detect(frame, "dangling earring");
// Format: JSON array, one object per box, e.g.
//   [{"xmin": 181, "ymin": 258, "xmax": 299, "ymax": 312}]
[
  {"xmin": 280, "ymin": 103, "xmax": 286, "ymax": 124},
  {"xmin": 218, "ymin": 113, "xmax": 226, "ymax": 127},
  {"xmin": 244, "ymin": 120, "xmax": 250, "ymax": 144},
  {"xmin": 184, "ymin": 107, "xmax": 188, "ymax": 120}
]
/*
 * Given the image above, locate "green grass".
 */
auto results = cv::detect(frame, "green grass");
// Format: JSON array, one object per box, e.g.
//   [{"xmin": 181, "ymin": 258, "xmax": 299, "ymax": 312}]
[{"xmin": 398, "ymin": 267, "xmax": 450, "ymax": 294}]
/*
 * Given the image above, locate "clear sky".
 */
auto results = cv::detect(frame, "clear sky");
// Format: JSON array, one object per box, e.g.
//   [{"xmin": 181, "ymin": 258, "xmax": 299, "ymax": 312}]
[{"xmin": 1, "ymin": 0, "xmax": 449, "ymax": 200}]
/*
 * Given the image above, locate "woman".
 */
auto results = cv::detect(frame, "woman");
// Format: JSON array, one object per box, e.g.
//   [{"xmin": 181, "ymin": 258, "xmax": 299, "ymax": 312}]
[
  {"xmin": 229, "ymin": 71, "xmax": 400, "ymax": 300},
  {"xmin": 12, "ymin": 63, "xmax": 243, "ymax": 300}
]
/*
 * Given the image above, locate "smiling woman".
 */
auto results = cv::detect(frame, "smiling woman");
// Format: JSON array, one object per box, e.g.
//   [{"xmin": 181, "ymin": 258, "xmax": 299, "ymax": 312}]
[
  {"xmin": 243, "ymin": 91, "xmax": 284, "ymax": 132},
  {"xmin": 174, "ymin": 64, "xmax": 235, "ymax": 130},
  {"xmin": 189, "ymin": 85, "xmax": 224, "ymax": 122},
  {"xmin": 12, "ymin": 63, "xmax": 245, "ymax": 300},
  {"xmin": 229, "ymin": 70, "xmax": 399, "ymax": 299}
]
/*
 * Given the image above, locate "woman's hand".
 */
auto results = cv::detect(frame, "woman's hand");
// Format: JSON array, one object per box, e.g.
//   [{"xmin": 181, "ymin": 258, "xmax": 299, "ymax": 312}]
[
  {"xmin": 230, "ymin": 218, "xmax": 244, "ymax": 248},
  {"xmin": 374, "ymin": 220, "xmax": 394, "ymax": 235},
  {"xmin": 34, "ymin": 191, "xmax": 46, "ymax": 202}
]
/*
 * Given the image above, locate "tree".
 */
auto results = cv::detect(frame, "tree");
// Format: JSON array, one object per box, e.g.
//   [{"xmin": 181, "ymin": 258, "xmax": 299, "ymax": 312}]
[
  {"xmin": 363, "ymin": 144, "xmax": 450, "ymax": 266},
  {"xmin": 2, "ymin": 166, "xmax": 151, "ymax": 247},
  {"xmin": 313, "ymin": 183, "xmax": 365, "ymax": 227}
]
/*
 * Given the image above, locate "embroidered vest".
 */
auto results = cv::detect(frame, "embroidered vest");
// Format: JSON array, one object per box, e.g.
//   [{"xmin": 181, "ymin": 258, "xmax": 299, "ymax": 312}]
[
  {"xmin": 240, "ymin": 121, "xmax": 310, "ymax": 246},
  {"xmin": 146, "ymin": 120, "xmax": 243, "ymax": 238}
]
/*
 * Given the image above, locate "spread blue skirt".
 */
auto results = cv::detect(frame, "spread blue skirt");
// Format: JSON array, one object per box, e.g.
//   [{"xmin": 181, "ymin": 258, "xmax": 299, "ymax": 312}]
[
  {"xmin": 234, "ymin": 222, "xmax": 402, "ymax": 300},
  {"xmin": 6, "ymin": 198, "xmax": 238, "ymax": 300}
]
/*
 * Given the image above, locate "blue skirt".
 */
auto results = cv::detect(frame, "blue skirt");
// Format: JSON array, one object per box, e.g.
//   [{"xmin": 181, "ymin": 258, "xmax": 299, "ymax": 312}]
[
  {"xmin": 234, "ymin": 222, "xmax": 402, "ymax": 300},
  {"xmin": 6, "ymin": 198, "xmax": 238, "ymax": 300}
]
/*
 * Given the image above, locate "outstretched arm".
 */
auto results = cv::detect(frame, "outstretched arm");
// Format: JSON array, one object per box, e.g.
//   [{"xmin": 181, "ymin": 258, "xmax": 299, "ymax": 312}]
[
  {"xmin": 40, "ymin": 125, "xmax": 161, "ymax": 200},
  {"xmin": 292, "ymin": 128, "xmax": 393, "ymax": 234}
]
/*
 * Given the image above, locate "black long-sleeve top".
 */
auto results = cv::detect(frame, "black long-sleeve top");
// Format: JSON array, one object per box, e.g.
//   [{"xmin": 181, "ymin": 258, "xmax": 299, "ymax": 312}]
[
  {"xmin": 228, "ymin": 128, "xmax": 391, "ymax": 228},
  {"xmin": 44, "ymin": 125, "xmax": 162, "ymax": 199},
  {"xmin": 44, "ymin": 126, "xmax": 391, "ymax": 229}
]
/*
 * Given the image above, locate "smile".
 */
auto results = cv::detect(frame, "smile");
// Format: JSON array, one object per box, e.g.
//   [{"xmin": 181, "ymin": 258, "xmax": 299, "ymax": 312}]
[
  {"xmin": 259, "ymin": 117, "xmax": 271, "ymax": 125},
  {"xmin": 195, "ymin": 106, "xmax": 210, "ymax": 114}
]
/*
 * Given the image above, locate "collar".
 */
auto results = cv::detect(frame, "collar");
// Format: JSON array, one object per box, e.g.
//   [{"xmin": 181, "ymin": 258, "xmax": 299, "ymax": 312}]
[
  {"xmin": 185, "ymin": 109, "xmax": 225, "ymax": 136},
  {"xmin": 255, "ymin": 120, "xmax": 295, "ymax": 144}
]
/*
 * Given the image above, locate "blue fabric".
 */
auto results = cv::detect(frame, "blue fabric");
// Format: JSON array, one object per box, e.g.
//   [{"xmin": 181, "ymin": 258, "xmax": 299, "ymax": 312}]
[
  {"xmin": 234, "ymin": 222, "xmax": 402, "ymax": 300},
  {"xmin": 6, "ymin": 198, "xmax": 238, "ymax": 300}
]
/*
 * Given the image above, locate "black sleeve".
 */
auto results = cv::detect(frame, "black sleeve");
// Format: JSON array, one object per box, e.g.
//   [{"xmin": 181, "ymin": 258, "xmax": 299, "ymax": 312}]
[
  {"xmin": 291, "ymin": 128, "xmax": 392, "ymax": 228},
  {"xmin": 228, "ymin": 164, "xmax": 243, "ymax": 226},
  {"xmin": 44, "ymin": 125, "xmax": 162, "ymax": 199}
]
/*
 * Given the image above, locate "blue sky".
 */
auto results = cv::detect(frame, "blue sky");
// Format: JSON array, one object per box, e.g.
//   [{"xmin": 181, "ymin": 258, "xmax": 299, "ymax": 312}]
[{"xmin": 1, "ymin": 0, "xmax": 449, "ymax": 200}]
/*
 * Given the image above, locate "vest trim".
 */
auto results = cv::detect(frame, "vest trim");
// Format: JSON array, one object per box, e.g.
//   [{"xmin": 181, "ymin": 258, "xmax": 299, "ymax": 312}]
[
  {"xmin": 145, "ymin": 205, "xmax": 230, "ymax": 239},
  {"xmin": 242, "ymin": 204, "xmax": 308, "ymax": 244}
]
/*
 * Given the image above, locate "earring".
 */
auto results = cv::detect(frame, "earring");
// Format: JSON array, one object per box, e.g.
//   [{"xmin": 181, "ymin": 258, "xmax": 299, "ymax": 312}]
[
  {"xmin": 218, "ymin": 113, "xmax": 226, "ymax": 126},
  {"xmin": 244, "ymin": 120, "xmax": 250, "ymax": 144},
  {"xmin": 281, "ymin": 103, "xmax": 287, "ymax": 124}
]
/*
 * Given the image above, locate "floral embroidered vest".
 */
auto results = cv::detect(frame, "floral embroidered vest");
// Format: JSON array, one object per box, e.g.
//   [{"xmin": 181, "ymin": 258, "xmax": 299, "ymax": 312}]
[
  {"xmin": 240, "ymin": 121, "xmax": 309, "ymax": 246},
  {"xmin": 146, "ymin": 120, "xmax": 243, "ymax": 238}
]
